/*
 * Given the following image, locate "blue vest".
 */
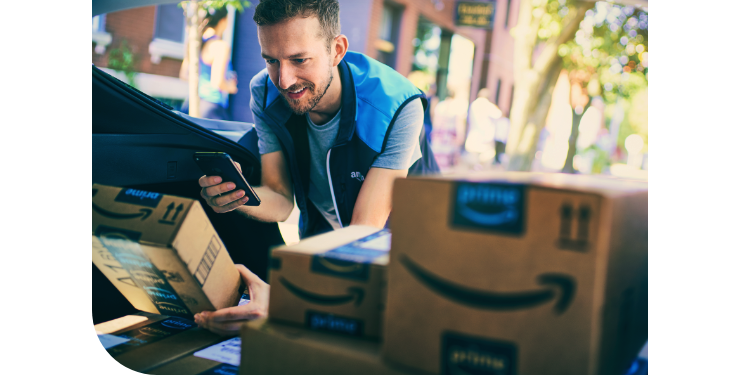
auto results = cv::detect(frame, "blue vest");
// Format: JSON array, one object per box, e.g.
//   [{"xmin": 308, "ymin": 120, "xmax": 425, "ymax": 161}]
[{"xmin": 252, "ymin": 51, "xmax": 439, "ymax": 238}]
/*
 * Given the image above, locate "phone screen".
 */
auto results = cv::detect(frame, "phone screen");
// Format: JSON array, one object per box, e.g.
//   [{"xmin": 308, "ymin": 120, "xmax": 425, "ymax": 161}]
[{"xmin": 193, "ymin": 152, "xmax": 261, "ymax": 206}]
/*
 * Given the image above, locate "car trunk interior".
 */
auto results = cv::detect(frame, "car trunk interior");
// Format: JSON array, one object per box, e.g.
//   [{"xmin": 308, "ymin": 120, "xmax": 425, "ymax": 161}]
[{"xmin": 92, "ymin": 65, "xmax": 284, "ymax": 324}]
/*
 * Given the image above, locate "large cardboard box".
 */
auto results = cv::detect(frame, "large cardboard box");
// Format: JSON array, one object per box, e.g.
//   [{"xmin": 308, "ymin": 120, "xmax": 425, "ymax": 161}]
[
  {"xmin": 383, "ymin": 172, "xmax": 648, "ymax": 374},
  {"xmin": 92, "ymin": 184, "xmax": 241, "ymax": 319},
  {"xmin": 239, "ymin": 319, "xmax": 419, "ymax": 374},
  {"xmin": 95, "ymin": 312, "xmax": 228, "ymax": 373},
  {"xmin": 146, "ymin": 336, "xmax": 242, "ymax": 375},
  {"xmin": 268, "ymin": 226, "xmax": 390, "ymax": 338},
  {"xmin": 147, "ymin": 354, "xmax": 239, "ymax": 375}
]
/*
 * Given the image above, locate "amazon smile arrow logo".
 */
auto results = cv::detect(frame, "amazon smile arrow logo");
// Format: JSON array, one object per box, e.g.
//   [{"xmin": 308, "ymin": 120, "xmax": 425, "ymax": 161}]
[
  {"xmin": 400, "ymin": 255, "xmax": 575, "ymax": 315},
  {"xmin": 279, "ymin": 277, "xmax": 364, "ymax": 307},
  {"xmin": 92, "ymin": 202, "xmax": 152, "ymax": 220}
]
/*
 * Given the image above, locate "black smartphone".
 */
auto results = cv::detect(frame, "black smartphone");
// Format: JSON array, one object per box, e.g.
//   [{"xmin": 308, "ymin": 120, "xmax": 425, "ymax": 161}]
[{"xmin": 193, "ymin": 152, "xmax": 261, "ymax": 206}]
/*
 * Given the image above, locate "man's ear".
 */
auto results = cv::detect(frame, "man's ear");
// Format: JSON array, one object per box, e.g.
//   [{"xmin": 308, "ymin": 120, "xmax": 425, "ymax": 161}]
[{"xmin": 332, "ymin": 34, "xmax": 349, "ymax": 67}]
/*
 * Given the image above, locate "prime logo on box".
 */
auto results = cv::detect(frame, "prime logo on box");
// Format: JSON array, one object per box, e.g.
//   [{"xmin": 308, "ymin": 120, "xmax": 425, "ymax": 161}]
[
  {"xmin": 310, "ymin": 256, "xmax": 370, "ymax": 281},
  {"xmin": 451, "ymin": 182, "xmax": 526, "ymax": 235},
  {"xmin": 93, "ymin": 201, "xmax": 153, "ymax": 220},
  {"xmin": 279, "ymin": 277, "xmax": 365, "ymax": 307},
  {"xmin": 305, "ymin": 310, "xmax": 364, "ymax": 336},
  {"xmin": 442, "ymin": 332, "xmax": 517, "ymax": 374},
  {"xmin": 400, "ymin": 255, "xmax": 576, "ymax": 314},
  {"xmin": 114, "ymin": 188, "xmax": 164, "ymax": 207}
]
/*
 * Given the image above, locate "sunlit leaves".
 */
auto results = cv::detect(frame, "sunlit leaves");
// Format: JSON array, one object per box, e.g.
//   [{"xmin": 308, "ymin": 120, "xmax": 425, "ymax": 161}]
[
  {"xmin": 556, "ymin": 1, "xmax": 647, "ymax": 103},
  {"xmin": 177, "ymin": 1, "xmax": 251, "ymax": 13},
  {"xmin": 535, "ymin": 0, "xmax": 568, "ymax": 41},
  {"xmin": 108, "ymin": 39, "xmax": 138, "ymax": 87}
]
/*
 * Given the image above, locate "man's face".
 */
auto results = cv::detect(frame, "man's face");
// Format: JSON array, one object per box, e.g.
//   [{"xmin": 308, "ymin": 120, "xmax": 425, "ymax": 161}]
[{"xmin": 258, "ymin": 16, "xmax": 334, "ymax": 115}]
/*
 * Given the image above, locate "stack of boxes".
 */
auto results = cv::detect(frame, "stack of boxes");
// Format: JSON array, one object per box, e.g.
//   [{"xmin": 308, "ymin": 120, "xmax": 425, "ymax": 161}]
[
  {"xmin": 93, "ymin": 172, "xmax": 648, "ymax": 374},
  {"xmin": 92, "ymin": 184, "xmax": 245, "ymax": 373},
  {"xmin": 240, "ymin": 226, "xmax": 416, "ymax": 373},
  {"xmin": 241, "ymin": 172, "xmax": 648, "ymax": 374}
]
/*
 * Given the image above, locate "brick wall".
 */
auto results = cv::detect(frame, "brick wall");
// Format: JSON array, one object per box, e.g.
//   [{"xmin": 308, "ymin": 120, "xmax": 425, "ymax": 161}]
[
  {"xmin": 92, "ymin": 6, "xmax": 181, "ymax": 78},
  {"xmin": 488, "ymin": 0, "xmax": 519, "ymax": 114}
]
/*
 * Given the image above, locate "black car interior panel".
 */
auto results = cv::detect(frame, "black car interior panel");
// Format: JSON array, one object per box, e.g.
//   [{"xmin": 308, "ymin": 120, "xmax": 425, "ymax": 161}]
[{"xmin": 92, "ymin": 65, "xmax": 284, "ymax": 323}]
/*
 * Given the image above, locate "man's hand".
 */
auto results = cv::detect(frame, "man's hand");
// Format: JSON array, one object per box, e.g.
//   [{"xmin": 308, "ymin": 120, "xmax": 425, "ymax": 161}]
[
  {"xmin": 199, "ymin": 161, "xmax": 250, "ymax": 213},
  {"xmin": 194, "ymin": 264, "xmax": 270, "ymax": 336}
]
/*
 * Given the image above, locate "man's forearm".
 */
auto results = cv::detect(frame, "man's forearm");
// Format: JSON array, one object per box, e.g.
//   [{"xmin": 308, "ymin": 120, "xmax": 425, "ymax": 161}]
[
  {"xmin": 233, "ymin": 185, "xmax": 294, "ymax": 223},
  {"xmin": 351, "ymin": 167, "xmax": 408, "ymax": 228}
]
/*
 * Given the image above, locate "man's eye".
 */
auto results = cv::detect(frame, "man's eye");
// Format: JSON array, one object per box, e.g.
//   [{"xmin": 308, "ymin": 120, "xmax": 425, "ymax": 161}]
[
  {"xmin": 266, "ymin": 59, "xmax": 278, "ymax": 65},
  {"xmin": 293, "ymin": 59, "xmax": 307, "ymax": 64}
]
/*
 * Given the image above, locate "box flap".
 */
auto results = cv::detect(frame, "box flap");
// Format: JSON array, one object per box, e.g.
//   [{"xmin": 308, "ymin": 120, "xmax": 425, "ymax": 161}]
[
  {"xmin": 408, "ymin": 171, "xmax": 647, "ymax": 197},
  {"xmin": 171, "ymin": 201, "xmax": 241, "ymax": 310},
  {"xmin": 273, "ymin": 225, "xmax": 382, "ymax": 256},
  {"xmin": 92, "ymin": 235, "xmax": 159, "ymax": 314}
]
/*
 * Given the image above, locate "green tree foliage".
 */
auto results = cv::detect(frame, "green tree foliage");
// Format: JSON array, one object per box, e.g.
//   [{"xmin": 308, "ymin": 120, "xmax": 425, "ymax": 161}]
[
  {"xmin": 505, "ymin": 0, "xmax": 594, "ymax": 172},
  {"xmin": 558, "ymin": 2, "xmax": 648, "ymax": 103},
  {"xmin": 558, "ymin": 2, "xmax": 648, "ymax": 167},
  {"xmin": 506, "ymin": 0, "xmax": 647, "ymax": 172},
  {"xmin": 178, "ymin": 1, "xmax": 251, "ymax": 13},
  {"xmin": 107, "ymin": 39, "xmax": 138, "ymax": 88}
]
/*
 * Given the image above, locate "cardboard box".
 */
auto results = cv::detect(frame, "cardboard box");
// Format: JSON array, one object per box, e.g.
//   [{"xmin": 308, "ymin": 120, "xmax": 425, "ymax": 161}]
[
  {"xmin": 147, "ymin": 354, "xmax": 238, "ymax": 375},
  {"xmin": 146, "ymin": 336, "xmax": 242, "ymax": 375},
  {"xmin": 92, "ymin": 184, "xmax": 241, "ymax": 319},
  {"xmin": 95, "ymin": 312, "xmax": 228, "ymax": 373},
  {"xmin": 383, "ymin": 172, "xmax": 648, "ymax": 374},
  {"xmin": 239, "ymin": 319, "xmax": 419, "ymax": 374},
  {"xmin": 268, "ymin": 226, "xmax": 390, "ymax": 338}
]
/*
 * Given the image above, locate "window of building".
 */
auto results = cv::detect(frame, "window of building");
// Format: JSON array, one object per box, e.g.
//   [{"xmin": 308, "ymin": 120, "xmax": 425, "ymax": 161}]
[
  {"xmin": 408, "ymin": 17, "xmax": 442, "ymax": 94},
  {"xmin": 154, "ymin": 4, "xmax": 186, "ymax": 42},
  {"xmin": 376, "ymin": 2, "xmax": 402, "ymax": 68},
  {"xmin": 148, "ymin": 4, "xmax": 235, "ymax": 65},
  {"xmin": 92, "ymin": 15, "xmax": 106, "ymax": 32},
  {"xmin": 149, "ymin": 4, "xmax": 186, "ymax": 64},
  {"xmin": 92, "ymin": 15, "xmax": 112, "ymax": 54}
]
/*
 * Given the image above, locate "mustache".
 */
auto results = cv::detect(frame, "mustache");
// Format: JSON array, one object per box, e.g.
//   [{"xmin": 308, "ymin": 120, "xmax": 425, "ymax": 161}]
[{"xmin": 280, "ymin": 82, "xmax": 315, "ymax": 94}]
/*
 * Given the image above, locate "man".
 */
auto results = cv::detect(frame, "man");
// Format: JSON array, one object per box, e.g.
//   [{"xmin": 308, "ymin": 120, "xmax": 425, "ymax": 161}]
[
  {"xmin": 194, "ymin": 0, "xmax": 438, "ymax": 335},
  {"xmin": 431, "ymin": 87, "xmax": 467, "ymax": 171},
  {"xmin": 465, "ymin": 88, "xmax": 500, "ymax": 168}
]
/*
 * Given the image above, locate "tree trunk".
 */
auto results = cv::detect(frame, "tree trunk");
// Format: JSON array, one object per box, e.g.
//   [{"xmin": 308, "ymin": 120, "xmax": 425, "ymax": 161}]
[
  {"xmin": 561, "ymin": 98, "xmax": 591, "ymax": 173},
  {"xmin": 505, "ymin": 1, "xmax": 594, "ymax": 172},
  {"xmin": 507, "ymin": 61, "xmax": 562, "ymax": 171},
  {"xmin": 187, "ymin": 1, "xmax": 201, "ymax": 117}
]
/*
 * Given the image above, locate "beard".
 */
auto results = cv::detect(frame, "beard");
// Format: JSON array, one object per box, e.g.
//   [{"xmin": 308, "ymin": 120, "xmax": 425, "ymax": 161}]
[{"xmin": 279, "ymin": 66, "xmax": 333, "ymax": 115}]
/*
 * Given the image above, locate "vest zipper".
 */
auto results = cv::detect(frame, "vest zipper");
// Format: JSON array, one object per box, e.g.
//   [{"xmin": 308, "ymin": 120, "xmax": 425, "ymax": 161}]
[{"xmin": 326, "ymin": 149, "xmax": 344, "ymax": 228}]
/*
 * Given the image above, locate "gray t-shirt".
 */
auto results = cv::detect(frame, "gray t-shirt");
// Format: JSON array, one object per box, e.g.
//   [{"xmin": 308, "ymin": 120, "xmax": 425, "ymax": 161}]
[{"xmin": 252, "ymin": 89, "xmax": 424, "ymax": 230}]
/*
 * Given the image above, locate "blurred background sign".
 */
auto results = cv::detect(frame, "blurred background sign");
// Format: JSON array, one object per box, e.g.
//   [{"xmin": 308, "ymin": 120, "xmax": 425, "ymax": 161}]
[{"xmin": 455, "ymin": 1, "xmax": 496, "ymax": 29}]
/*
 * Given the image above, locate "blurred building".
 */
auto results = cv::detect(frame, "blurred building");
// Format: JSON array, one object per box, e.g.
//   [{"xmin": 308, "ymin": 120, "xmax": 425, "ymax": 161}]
[
  {"xmin": 91, "ymin": 3, "xmax": 236, "ymax": 109},
  {"xmin": 92, "ymin": 0, "xmax": 521, "ymax": 123}
]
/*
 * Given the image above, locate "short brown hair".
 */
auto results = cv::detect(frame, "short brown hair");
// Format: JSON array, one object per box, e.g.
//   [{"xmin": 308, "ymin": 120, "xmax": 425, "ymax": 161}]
[{"xmin": 253, "ymin": 0, "xmax": 340, "ymax": 49}]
